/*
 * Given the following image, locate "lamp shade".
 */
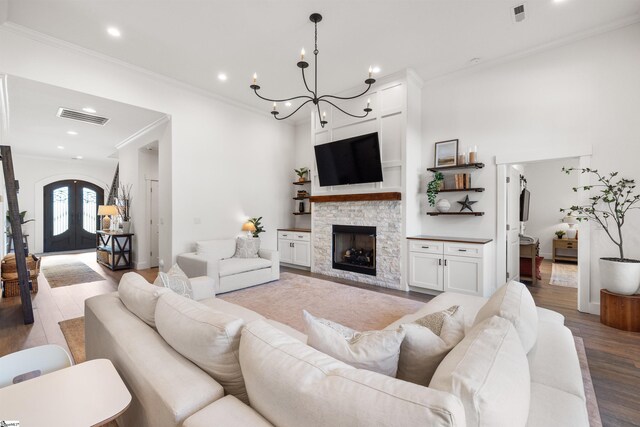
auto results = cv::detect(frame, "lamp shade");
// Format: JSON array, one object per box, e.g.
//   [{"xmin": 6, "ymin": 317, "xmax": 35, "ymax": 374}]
[
  {"xmin": 241, "ymin": 221, "xmax": 256, "ymax": 232},
  {"xmin": 98, "ymin": 205, "xmax": 119, "ymax": 216}
]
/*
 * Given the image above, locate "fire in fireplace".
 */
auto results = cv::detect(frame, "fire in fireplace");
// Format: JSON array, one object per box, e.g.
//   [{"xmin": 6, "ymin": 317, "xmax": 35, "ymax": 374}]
[{"xmin": 332, "ymin": 225, "xmax": 376, "ymax": 276}]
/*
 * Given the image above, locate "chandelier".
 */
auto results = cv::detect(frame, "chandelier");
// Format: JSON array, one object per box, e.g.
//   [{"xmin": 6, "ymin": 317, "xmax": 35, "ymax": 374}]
[{"xmin": 250, "ymin": 13, "xmax": 376, "ymax": 128}]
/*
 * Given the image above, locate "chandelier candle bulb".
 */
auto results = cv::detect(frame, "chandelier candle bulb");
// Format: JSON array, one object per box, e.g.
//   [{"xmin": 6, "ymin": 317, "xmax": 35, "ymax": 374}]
[
  {"xmin": 253, "ymin": 73, "xmax": 257, "ymax": 84},
  {"xmin": 369, "ymin": 66, "xmax": 373, "ymax": 78},
  {"xmin": 301, "ymin": 48, "xmax": 305, "ymax": 60}
]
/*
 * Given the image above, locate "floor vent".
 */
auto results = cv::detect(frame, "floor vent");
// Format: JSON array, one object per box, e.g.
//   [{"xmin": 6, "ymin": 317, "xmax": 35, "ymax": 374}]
[
  {"xmin": 513, "ymin": 4, "xmax": 526, "ymax": 23},
  {"xmin": 57, "ymin": 108, "xmax": 110, "ymax": 126}
]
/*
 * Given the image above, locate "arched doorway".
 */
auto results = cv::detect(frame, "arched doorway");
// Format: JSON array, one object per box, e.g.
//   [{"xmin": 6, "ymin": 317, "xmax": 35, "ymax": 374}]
[{"xmin": 43, "ymin": 180, "xmax": 104, "ymax": 252}]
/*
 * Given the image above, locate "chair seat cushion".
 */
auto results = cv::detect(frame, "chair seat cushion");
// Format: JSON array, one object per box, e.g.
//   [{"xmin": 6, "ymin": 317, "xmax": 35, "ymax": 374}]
[{"xmin": 219, "ymin": 258, "xmax": 272, "ymax": 277}]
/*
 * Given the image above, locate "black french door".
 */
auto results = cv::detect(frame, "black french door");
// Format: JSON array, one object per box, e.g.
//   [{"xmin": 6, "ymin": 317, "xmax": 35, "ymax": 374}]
[{"xmin": 43, "ymin": 180, "xmax": 104, "ymax": 252}]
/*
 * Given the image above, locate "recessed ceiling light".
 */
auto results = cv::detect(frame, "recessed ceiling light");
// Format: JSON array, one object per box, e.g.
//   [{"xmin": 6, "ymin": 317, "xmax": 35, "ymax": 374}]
[
  {"xmin": 82, "ymin": 107, "xmax": 97, "ymax": 114},
  {"xmin": 285, "ymin": 102, "xmax": 292, "ymax": 107},
  {"xmin": 73, "ymin": 156, "xmax": 83, "ymax": 160},
  {"xmin": 67, "ymin": 130, "xmax": 78, "ymax": 135},
  {"xmin": 57, "ymin": 146, "xmax": 65, "ymax": 150},
  {"xmin": 372, "ymin": 66, "xmax": 381, "ymax": 74},
  {"xmin": 217, "ymin": 73, "xmax": 228, "ymax": 81},
  {"xmin": 107, "ymin": 27, "xmax": 121, "ymax": 38}
]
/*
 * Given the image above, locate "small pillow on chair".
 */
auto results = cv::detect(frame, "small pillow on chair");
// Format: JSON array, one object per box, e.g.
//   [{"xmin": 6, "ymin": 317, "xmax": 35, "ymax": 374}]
[
  {"xmin": 154, "ymin": 264, "xmax": 193, "ymax": 299},
  {"xmin": 233, "ymin": 237, "xmax": 260, "ymax": 259}
]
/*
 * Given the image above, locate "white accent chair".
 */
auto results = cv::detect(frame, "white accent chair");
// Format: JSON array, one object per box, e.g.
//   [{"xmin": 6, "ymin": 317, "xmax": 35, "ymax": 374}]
[
  {"xmin": 177, "ymin": 239, "xmax": 279, "ymax": 294},
  {"xmin": 0, "ymin": 344, "xmax": 73, "ymax": 388}
]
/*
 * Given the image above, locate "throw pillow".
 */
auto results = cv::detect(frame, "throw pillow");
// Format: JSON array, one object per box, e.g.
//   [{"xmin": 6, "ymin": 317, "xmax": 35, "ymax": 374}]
[
  {"xmin": 154, "ymin": 264, "xmax": 193, "ymax": 299},
  {"xmin": 118, "ymin": 272, "xmax": 169, "ymax": 328},
  {"xmin": 473, "ymin": 280, "xmax": 539, "ymax": 353},
  {"xmin": 155, "ymin": 291, "xmax": 249, "ymax": 404},
  {"xmin": 233, "ymin": 237, "xmax": 260, "ymax": 259},
  {"xmin": 430, "ymin": 316, "xmax": 531, "ymax": 427},
  {"xmin": 396, "ymin": 305, "xmax": 465, "ymax": 386},
  {"xmin": 303, "ymin": 310, "xmax": 405, "ymax": 377}
]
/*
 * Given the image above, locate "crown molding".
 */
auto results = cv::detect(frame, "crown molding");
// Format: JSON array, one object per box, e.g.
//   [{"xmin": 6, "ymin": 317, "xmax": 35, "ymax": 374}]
[
  {"xmin": 424, "ymin": 14, "xmax": 640, "ymax": 85},
  {"xmin": 116, "ymin": 115, "xmax": 170, "ymax": 150},
  {"xmin": 0, "ymin": 22, "xmax": 293, "ymax": 126},
  {"xmin": 0, "ymin": 73, "xmax": 9, "ymax": 144}
]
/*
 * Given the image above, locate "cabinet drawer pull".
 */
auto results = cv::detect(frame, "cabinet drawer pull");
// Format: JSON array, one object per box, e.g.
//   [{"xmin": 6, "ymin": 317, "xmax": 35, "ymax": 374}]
[
  {"xmin": 444, "ymin": 259, "xmax": 448, "ymax": 266},
  {"xmin": 298, "ymin": 235, "xmax": 304, "ymax": 238},
  {"xmin": 438, "ymin": 258, "xmax": 442, "ymax": 266},
  {"xmin": 282, "ymin": 234, "xmax": 288, "ymax": 237},
  {"xmin": 458, "ymin": 249, "xmax": 467, "ymax": 252},
  {"xmin": 421, "ymin": 246, "xmax": 430, "ymax": 249}
]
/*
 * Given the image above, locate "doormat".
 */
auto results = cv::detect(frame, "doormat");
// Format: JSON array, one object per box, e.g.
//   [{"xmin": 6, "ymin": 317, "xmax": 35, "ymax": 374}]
[{"xmin": 42, "ymin": 261, "xmax": 105, "ymax": 288}]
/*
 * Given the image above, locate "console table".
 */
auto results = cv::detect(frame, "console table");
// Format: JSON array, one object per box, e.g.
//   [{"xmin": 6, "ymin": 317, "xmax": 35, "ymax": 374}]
[
  {"xmin": 553, "ymin": 238, "xmax": 578, "ymax": 263},
  {"xmin": 0, "ymin": 359, "xmax": 131, "ymax": 426},
  {"xmin": 97, "ymin": 231, "xmax": 134, "ymax": 270}
]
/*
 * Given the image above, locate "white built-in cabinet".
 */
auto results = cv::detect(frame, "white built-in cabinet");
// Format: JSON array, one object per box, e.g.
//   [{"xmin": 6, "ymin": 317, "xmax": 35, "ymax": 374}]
[
  {"xmin": 408, "ymin": 237, "xmax": 493, "ymax": 297},
  {"xmin": 278, "ymin": 230, "xmax": 311, "ymax": 268}
]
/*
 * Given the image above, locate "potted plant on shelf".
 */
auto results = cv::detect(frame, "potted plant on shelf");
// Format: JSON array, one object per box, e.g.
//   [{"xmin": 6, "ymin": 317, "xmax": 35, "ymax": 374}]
[
  {"xmin": 248, "ymin": 217, "xmax": 265, "ymax": 238},
  {"xmin": 295, "ymin": 167, "xmax": 309, "ymax": 182},
  {"xmin": 561, "ymin": 167, "xmax": 640, "ymax": 295},
  {"xmin": 427, "ymin": 172, "xmax": 447, "ymax": 211},
  {"xmin": 555, "ymin": 230, "xmax": 566, "ymax": 239},
  {"xmin": 117, "ymin": 183, "xmax": 133, "ymax": 233}
]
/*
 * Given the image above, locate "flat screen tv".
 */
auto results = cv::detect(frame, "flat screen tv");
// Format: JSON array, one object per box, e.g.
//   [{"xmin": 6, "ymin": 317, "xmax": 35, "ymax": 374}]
[
  {"xmin": 314, "ymin": 132, "xmax": 383, "ymax": 187},
  {"xmin": 520, "ymin": 188, "xmax": 531, "ymax": 222}
]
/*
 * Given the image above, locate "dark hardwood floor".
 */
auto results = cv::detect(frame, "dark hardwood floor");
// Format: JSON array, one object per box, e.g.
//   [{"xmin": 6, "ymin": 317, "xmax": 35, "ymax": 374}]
[{"xmin": 1, "ymin": 254, "xmax": 638, "ymax": 426}]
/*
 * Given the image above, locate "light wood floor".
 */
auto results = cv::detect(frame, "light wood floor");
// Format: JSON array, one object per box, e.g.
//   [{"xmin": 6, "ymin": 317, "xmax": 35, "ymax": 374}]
[{"xmin": 1, "ymin": 255, "xmax": 638, "ymax": 426}]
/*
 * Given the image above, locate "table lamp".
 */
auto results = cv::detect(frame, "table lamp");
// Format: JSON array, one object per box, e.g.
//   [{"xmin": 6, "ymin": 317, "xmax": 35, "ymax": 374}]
[
  {"xmin": 241, "ymin": 221, "xmax": 256, "ymax": 238},
  {"xmin": 563, "ymin": 214, "xmax": 579, "ymax": 239},
  {"xmin": 98, "ymin": 205, "xmax": 119, "ymax": 231}
]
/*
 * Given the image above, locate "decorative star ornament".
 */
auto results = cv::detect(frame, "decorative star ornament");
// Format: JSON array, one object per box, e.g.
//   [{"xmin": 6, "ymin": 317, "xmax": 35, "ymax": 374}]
[{"xmin": 457, "ymin": 195, "xmax": 478, "ymax": 212}]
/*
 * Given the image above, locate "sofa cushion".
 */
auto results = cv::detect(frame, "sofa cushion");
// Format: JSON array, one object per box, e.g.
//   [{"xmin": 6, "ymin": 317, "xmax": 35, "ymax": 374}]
[
  {"xmin": 303, "ymin": 310, "xmax": 405, "ymax": 377},
  {"xmin": 396, "ymin": 306, "xmax": 465, "ymax": 386},
  {"xmin": 430, "ymin": 316, "xmax": 530, "ymax": 427},
  {"xmin": 526, "ymin": 383, "xmax": 589, "ymax": 427},
  {"xmin": 155, "ymin": 264, "xmax": 193, "ymax": 299},
  {"xmin": 196, "ymin": 239, "xmax": 236, "ymax": 259},
  {"xmin": 219, "ymin": 258, "xmax": 272, "ymax": 278},
  {"xmin": 183, "ymin": 395, "xmax": 274, "ymax": 427},
  {"xmin": 240, "ymin": 320, "xmax": 467, "ymax": 427},
  {"xmin": 155, "ymin": 292, "xmax": 248, "ymax": 404},
  {"xmin": 527, "ymin": 322, "xmax": 585, "ymax": 399},
  {"xmin": 473, "ymin": 281, "xmax": 539, "ymax": 353},
  {"xmin": 233, "ymin": 237, "xmax": 260, "ymax": 259},
  {"xmin": 118, "ymin": 272, "xmax": 169, "ymax": 327}
]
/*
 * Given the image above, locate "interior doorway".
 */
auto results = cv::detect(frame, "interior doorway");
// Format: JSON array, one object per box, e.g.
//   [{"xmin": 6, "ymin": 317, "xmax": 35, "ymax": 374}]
[
  {"xmin": 43, "ymin": 179, "xmax": 104, "ymax": 252},
  {"xmin": 496, "ymin": 147, "xmax": 594, "ymax": 314},
  {"xmin": 149, "ymin": 179, "xmax": 159, "ymax": 268}
]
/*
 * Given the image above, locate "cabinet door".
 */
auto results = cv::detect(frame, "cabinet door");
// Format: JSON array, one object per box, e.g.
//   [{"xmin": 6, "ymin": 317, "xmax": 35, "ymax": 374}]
[
  {"xmin": 292, "ymin": 241, "xmax": 311, "ymax": 267},
  {"xmin": 444, "ymin": 255, "xmax": 481, "ymax": 295},
  {"xmin": 409, "ymin": 252, "xmax": 443, "ymax": 291},
  {"xmin": 278, "ymin": 239, "xmax": 294, "ymax": 264}
]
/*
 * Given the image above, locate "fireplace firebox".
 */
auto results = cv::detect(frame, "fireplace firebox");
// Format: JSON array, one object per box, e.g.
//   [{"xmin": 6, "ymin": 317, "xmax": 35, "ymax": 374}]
[{"xmin": 332, "ymin": 225, "xmax": 376, "ymax": 276}]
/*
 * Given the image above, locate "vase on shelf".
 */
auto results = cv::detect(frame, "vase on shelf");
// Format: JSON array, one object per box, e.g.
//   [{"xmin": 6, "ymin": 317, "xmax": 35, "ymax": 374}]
[
  {"xmin": 121, "ymin": 221, "xmax": 131, "ymax": 233},
  {"xmin": 298, "ymin": 202, "xmax": 305, "ymax": 213},
  {"xmin": 435, "ymin": 199, "xmax": 451, "ymax": 213}
]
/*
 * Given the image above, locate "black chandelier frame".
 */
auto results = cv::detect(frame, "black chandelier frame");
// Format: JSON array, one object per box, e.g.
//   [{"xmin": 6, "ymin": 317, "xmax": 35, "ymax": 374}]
[{"xmin": 250, "ymin": 13, "xmax": 375, "ymax": 128}]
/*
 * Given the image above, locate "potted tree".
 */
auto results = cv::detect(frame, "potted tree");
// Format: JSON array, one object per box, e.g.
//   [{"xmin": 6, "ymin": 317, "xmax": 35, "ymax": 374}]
[{"xmin": 561, "ymin": 167, "xmax": 640, "ymax": 295}]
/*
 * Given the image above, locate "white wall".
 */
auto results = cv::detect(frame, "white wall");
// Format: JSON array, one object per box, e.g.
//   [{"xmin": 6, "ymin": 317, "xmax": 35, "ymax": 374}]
[
  {"xmin": 521, "ymin": 158, "xmax": 579, "ymax": 258},
  {"xmin": 421, "ymin": 22, "xmax": 640, "ymax": 308},
  {"xmin": 11, "ymin": 154, "xmax": 116, "ymax": 253},
  {"xmin": 0, "ymin": 25, "xmax": 296, "ymax": 267}
]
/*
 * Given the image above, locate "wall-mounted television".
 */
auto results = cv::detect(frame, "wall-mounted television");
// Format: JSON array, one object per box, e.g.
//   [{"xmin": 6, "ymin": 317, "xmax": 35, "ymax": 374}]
[
  {"xmin": 314, "ymin": 132, "xmax": 383, "ymax": 187},
  {"xmin": 520, "ymin": 188, "xmax": 531, "ymax": 222}
]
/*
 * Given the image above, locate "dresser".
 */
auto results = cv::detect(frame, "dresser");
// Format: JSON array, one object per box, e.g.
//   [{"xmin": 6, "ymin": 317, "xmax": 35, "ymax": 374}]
[
  {"xmin": 553, "ymin": 238, "xmax": 578, "ymax": 263},
  {"xmin": 407, "ymin": 236, "xmax": 494, "ymax": 297}
]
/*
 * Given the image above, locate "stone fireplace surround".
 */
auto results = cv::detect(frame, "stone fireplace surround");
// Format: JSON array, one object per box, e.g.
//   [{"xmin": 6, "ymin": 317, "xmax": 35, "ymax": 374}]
[{"xmin": 311, "ymin": 193, "xmax": 402, "ymax": 289}]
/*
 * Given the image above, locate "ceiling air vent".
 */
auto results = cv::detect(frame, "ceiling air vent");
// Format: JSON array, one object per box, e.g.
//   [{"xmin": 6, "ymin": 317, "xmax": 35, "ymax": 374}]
[
  {"xmin": 56, "ymin": 107, "xmax": 110, "ymax": 126},
  {"xmin": 513, "ymin": 4, "xmax": 526, "ymax": 23}
]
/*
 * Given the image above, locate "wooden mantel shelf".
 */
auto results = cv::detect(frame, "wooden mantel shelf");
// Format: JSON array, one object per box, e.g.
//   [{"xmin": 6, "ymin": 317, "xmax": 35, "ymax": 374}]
[{"xmin": 309, "ymin": 192, "xmax": 402, "ymax": 203}]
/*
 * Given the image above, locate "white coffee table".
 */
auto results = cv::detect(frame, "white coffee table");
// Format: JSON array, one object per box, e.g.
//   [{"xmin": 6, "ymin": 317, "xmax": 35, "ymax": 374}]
[{"xmin": 0, "ymin": 358, "xmax": 131, "ymax": 426}]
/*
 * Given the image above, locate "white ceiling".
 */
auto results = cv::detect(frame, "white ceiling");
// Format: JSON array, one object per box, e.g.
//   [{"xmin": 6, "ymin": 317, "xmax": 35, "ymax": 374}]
[
  {"xmin": 4, "ymin": 0, "xmax": 640, "ymax": 121},
  {"xmin": 6, "ymin": 75, "xmax": 167, "ymax": 161}
]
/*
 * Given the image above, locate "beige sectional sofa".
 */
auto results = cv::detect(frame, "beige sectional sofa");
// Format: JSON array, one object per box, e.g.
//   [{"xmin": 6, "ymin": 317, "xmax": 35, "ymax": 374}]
[
  {"xmin": 176, "ymin": 238, "xmax": 279, "ymax": 294},
  {"xmin": 85, "ymin": 273, "xmax": 589, "ymax": 427}
]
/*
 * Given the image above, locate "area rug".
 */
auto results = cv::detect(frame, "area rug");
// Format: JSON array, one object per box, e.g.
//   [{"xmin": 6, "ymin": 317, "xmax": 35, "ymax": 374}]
[
  {"xmin": 43, "ymin": 261, "xmax": 105, "ymax": 288},
  {"xmin": 219, "ymin": 272, "xmax": 425, "ymax": 331},
  {"xmin": 550, "ymin": 262, "xmax": 578, "ymax": 288},
  {"xmin": 59, "ymin": 317, "xmax": 85, "ymax": 364},
  {"xmin": 575, "ymin": 336, "xmax": 602, "ymax": 427}
]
